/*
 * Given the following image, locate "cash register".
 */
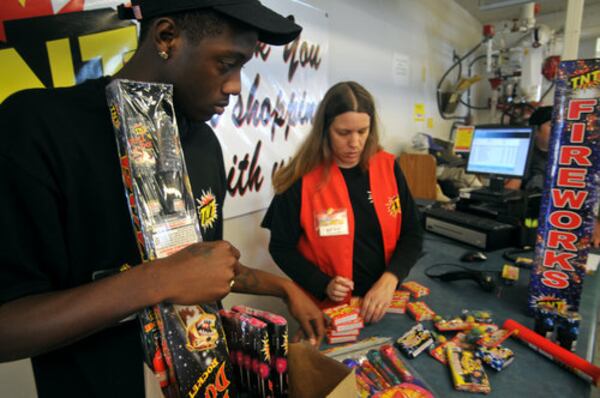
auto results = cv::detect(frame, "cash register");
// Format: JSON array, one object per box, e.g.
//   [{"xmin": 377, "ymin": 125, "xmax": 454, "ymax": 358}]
[{"xmin": 424, "ymin": 125, "xmax": 535, "ymax": 250}]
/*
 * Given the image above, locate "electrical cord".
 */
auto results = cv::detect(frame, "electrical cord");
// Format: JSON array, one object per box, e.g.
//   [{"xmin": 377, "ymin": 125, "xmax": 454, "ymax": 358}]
[
  {"xmin": 424, "ymin": 263, "xmax": 498, "ymax": 293},
  {"xmin": 502, "ymin": 247, "xmax": 534, "ymax": 268}
]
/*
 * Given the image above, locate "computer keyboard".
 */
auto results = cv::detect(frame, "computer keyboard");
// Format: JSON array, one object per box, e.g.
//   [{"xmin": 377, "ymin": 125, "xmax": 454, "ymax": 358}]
[{"xmin": 424, "ymin": 207, "xmax": 513, "ymax": 231}]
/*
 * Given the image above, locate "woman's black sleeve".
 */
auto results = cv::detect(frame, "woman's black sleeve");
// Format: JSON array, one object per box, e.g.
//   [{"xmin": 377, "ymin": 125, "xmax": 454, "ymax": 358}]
[{"xmin": 261, "ymin": 179, "xmax": 331, "ymax": 300}]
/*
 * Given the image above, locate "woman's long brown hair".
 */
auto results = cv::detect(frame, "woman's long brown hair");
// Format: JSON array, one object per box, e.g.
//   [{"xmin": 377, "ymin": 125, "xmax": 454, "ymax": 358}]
[{"xmin": 272, "ymin": 81, "xmax": 381, "ymax": 194}]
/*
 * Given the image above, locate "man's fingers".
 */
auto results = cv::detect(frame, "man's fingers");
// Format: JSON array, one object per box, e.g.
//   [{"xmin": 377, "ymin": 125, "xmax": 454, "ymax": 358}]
[
  {"xmin": 312, "ymin": 317, "xmax": 325, "ymax": 345},
  {"xmin": 299, "ymin": 318, "xmax": 316, "ymax": 345},
  {"xmin": 291, "ymin": 329, "xmax": 305, "ymax": 343}
]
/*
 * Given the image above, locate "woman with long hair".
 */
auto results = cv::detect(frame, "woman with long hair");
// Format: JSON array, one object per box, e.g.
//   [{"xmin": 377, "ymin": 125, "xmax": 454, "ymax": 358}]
[{"xmin": 262, "ymin": 81, "xmax": 423, "ymax": 324}]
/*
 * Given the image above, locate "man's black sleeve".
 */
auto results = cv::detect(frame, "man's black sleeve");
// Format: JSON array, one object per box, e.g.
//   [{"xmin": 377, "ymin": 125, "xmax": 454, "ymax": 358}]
[
  {"xmin": 261, "ymin": 179, "xmax": 331, "ymax": 300},
  {"xmin": 386, "ymin": 162, "xmax": 424, "ymax": 281}
]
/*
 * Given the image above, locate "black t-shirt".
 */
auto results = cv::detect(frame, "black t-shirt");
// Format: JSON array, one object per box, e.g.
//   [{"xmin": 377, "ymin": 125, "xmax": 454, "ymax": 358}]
[
  {"xmin": 262, "ymin": 162, "xmax": 423, "ymax": 299},
  {"xmin": 523, "ymin": 146, "xmax": 549, "ymax": 192},
  {"xmin": 0, "ymin": 78, "xmax": 226, "ymax": 397}
]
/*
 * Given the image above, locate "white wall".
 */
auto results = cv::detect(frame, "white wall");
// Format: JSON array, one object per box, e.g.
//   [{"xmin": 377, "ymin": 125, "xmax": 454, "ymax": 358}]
[{"xmin": 1, "ymin": 1, "xmax": 485, "ymax": 396}]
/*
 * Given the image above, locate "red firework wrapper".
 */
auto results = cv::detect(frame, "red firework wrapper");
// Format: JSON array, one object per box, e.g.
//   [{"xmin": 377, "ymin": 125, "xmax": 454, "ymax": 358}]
[
  {"xmin": 387, "ymin": 291, "xmax": 411, "ymax": 314},
  {"xmin": 447, "ymin": 344, "xmax": 491, "ymax": 394},
  {"xmin": 407, "ymin": 302, "xmax": 436, "ymax": 321},
  {"xmin": 323, "ymin": 304, "xmax": 361, "ymax": 326},
  {"xmin": 528, "ymin": 59, "xmax": 600, "ymax": 314},
  {"xmin": 231, "ymin": 306, "xmax": 288, "ymax": 398},
  {"xmin": 401, "ymin": 281, "xmax": 430, "ymax": 298},
  {"xmin": 477, "ymin": 328, "xmax": 515, "ymax": 348}
]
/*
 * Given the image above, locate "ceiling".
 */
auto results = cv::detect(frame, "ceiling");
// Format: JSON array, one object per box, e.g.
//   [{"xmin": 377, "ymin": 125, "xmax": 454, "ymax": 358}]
[{"xmin": 454, "ymin": 0, "xmax": 600, "ymax": 24}]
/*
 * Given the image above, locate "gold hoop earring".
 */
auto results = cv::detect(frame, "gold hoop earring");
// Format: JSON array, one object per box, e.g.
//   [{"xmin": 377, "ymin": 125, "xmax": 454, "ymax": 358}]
[{"xmin": 158, "ymin": 50, "xmax": 169, "ymax": 60}]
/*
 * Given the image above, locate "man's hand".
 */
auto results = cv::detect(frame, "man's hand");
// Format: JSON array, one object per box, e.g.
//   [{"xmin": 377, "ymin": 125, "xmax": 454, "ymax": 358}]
[
  {"xmin": 361, "ymin": 272, "xmax": 398, "ymax": 323},
  {"xmin": 156, "ymin": 241, "xmax": 240, "ymax": 305},
  {"xmin": 593, "ymin": 220, "xmax": 600, "ymax": 248},
  {"xmin": 325, "ymin": 276, "xmax": 354, "ymax": 302},
  {"xmin": 284, "ymin": 283, "xmax": 325, "ymax": 347}
]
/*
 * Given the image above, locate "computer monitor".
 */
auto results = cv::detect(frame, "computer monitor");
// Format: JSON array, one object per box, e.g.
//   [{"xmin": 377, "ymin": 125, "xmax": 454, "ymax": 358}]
[{"xmin": 465, "ymin": 125, "xmax": 534, "ymax": 198}]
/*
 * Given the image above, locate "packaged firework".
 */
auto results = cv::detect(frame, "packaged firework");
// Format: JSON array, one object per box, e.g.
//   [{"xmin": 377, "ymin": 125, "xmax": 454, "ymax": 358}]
[
  {"xmin": 528, "ymin": 59, "xmax": 600, "ymax": 314},
  {"xmin": 475, "ymin": 346, "xmax": 515, "ymax": 371},
  {"xmin": 367, "ymin": 349, "xmax": 402, "ymax": 386},
  {"xmin": 446, "ymin": 344, "xmax": 491, "ymax": 394},
  {"xmin": 379, "ymin": 344, "xmax": 414, "ymax": 382},
  {"xmin": 358, "ymin": 357, "xmax": 392, "ymax": 390},
  {"xmin": 372, "ymin": 383, "xmax": 434, "ymax": 398},
  {"xmin": 534, "ymin": 305, "xmax": 557, "ymax": 339},
  {"xmin": 323, "ymin": 304, "xmax": 361, "ymax": 326},
  {"xmin": 407, "ymin": 302, "xmax": 436, "ymax": 321},
  {"xmin": 461, "ymin": 309, "xmax": 494, "ymax": 324},
  {"xmin": 231, "ymin": 306, "xmax": 288, "ymax": 397},
  {"xmin": 400, "ymin": 281, "xmax": 430, "ymax": 298},
  {"xmin": 429, "ymin": 340, "xmax": 451, "ymax": 364},
  {"xmin": 477, "ymin": 328, "xmax": 515, "ymax": 348},
  {"xmin": 107, "ymin": 79, "xmax": 233, "ymax": 397},
  {"xmin": 387, "ymin": 291, "xmax": 411, "ymax": 314},
  {"xmin": 556, "ymin": 311, "xmax": 581, "ymax": 351},
  {"xmin": 328, "ymin": 328, "xmax": 360, "ymax": 338},
  {"xmin": 327, "ymin": 334, "xmax": 359, "ymax": 344},
  {"xmin": 396, "ymin": 324, "xmax": 434, "ymax": 358},
  {"xmin": 249, "ymin": 317, "xmax": 274, "ymax": 398},
  {"xmin": 219, "ymin": 310, "xmax": 244, "ymax": 389},
  {"xmin": 330, "ymin": 318, "xmax": 364, "ymax": 333},
  {"xmin": 501, "ymin": 264, "xmax": 520, "ymax": 284},
  {"xmin": 434, "ymin": 316, "xmax": 470, "ymax": 332}
]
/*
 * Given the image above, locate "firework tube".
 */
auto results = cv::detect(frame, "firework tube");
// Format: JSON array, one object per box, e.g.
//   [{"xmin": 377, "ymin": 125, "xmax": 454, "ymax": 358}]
[
  {"xmin": 503, "ymin": 319, "xmax": 600, "ymax": 385},
  {"xmin": 367, "ymin": 349, "xmax": 402, "ymax": 386},
  {"xmin": 379, "ymin": 344, "xmax": 414, "ymax": 382},
  {"xmin": 342, "ymin": 359, "xmax": 376, "ymax": 396}
]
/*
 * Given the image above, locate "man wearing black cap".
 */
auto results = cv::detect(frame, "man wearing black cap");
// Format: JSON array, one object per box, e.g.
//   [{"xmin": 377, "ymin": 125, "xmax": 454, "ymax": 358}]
[
  {"xmin": 506, "ymin": 106, "xmax": 600, "ymax": 247},
  {"xmin": 0, "ymin": 1, "xmax": 324, "ymax": 396}
]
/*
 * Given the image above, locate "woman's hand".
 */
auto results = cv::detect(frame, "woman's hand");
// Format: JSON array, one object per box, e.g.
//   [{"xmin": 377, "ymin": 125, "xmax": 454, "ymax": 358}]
[
  {"xmin": 326, "ymin": 276, "xmax": 354, "ymax": 302},
  {"xmin": 361, "ymin": 272, "xmax": 398, "ymax": 323}
]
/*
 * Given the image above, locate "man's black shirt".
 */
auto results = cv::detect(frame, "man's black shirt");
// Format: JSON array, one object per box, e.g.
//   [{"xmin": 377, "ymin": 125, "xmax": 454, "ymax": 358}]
[{"xmin": 0, "ymin": 77, "xmax": 226, "ymax": 397}]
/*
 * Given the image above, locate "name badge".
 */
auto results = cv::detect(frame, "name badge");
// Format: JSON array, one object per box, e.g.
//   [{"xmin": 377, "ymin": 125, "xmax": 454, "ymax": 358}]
[{"xmin": 317, "ymin": 209, "xmax": 349, "ymax": 237}]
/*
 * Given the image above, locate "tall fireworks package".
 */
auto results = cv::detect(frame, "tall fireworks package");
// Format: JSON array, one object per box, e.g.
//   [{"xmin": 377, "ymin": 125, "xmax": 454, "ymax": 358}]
[
  {"xmin": 107, "ymin": 79, "xmax": 234, "ymax": 397},
  {"xmin": 528, "ymin": 59, "xmax": 600, "ymax": 314}
]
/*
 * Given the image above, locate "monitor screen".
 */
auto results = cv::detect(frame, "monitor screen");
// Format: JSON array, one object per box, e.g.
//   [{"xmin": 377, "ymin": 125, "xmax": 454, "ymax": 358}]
[{"xmin": 465, "ymin": 126, "xmax": 534, "ymax": 178}]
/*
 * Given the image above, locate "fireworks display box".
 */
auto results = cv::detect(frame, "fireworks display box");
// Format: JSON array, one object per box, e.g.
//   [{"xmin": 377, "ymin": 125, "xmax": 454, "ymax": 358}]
[
  {"xmin": 107, "ymin": 79, "xmax": 233, "ymax": 397},
  {"xmin": 528, "ymin": 59, "xmax": 600, "ymax": 314}
]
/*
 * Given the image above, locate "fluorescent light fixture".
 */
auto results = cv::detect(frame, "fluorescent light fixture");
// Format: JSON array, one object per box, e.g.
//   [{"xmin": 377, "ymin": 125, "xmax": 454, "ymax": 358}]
[{"xmin": 479, "ymin": 0, "xmax": 535, "ymax": 11}]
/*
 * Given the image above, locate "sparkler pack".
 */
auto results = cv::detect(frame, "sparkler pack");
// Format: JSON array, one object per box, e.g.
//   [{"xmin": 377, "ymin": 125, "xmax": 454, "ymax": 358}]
[
  {"xmin": 528, "ymin": 59, "xmax": 600, "ymax": 315},
  {"xmin": 107, "ymin": 79, "xmax": 234, "ymax": 397}
]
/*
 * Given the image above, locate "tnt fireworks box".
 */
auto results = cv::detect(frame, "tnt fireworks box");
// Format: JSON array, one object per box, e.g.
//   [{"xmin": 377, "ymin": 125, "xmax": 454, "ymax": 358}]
[
  {"xmin": 107, "ymin": 79, "xmax": 233, "ymax": 397},
  {"xmin": 528, "ymin": 59, "xmax": 600, "ymax": 314}
]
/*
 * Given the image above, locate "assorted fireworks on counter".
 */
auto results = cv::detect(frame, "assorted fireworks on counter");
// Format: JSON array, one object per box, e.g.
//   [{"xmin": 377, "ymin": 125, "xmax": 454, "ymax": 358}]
[
  {"xmin": 340, "ymin": 344, "xmax": 435, "ymax": 398},
  {"xmin": 107, "ymin": 79, "xmax": 233, "ymax": 398},
  {"xmin": 475, "ymin": 346, "xmax": 515, "ymax": 372},
  {"xmin": 528, "ymin": 58, "xmax": 600, "ymax": 315}
]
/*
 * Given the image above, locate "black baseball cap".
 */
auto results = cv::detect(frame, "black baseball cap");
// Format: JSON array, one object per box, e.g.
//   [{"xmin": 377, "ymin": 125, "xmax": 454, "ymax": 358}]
[
  {"xmin": 529, "ymin": 106, "xmax": 553, "ymax": 126},
  {"xmin": 117, "ymin": 0, "xmax": 302, "ymax": 45}
]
